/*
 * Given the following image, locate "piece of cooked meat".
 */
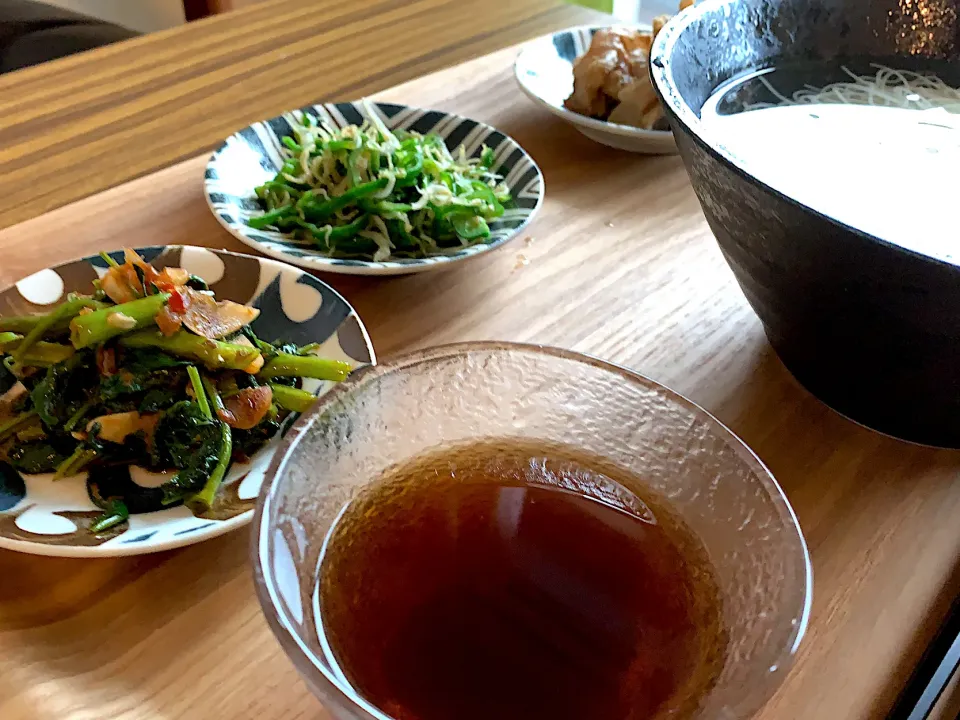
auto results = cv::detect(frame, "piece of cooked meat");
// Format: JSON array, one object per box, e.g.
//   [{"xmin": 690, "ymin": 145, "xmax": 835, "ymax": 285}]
[
  {"xmin": 565, "ymin": 27, "xmax": 650, "ymax": 117},
  {"xmin": 563, "ymin": 1, "xmax": 696, "ymax": 128},
  {"xmin": 608, "ymin": 78, "xmax": 663, "ymax": 129}
]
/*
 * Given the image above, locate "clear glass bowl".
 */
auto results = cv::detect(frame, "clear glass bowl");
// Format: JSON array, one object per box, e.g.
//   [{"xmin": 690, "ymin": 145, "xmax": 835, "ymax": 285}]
[{"xmin": 251, "ymin": 342, "xmax": 812, "ymax": 720}]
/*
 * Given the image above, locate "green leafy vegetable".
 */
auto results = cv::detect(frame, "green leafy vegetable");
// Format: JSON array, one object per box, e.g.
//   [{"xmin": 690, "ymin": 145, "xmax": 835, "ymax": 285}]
[
  {"xmin": 89, "ymin": 499, "xmax": 129, "ymax": 534},
  {"xmin": 153, "ymin": 401, "xmax": 221, "ymax": 494},
  {"xmin": 7, "ymin": 440, "xmax": 73, "ymax": 474},
  {"xmin": 269, "ymin": 384, "xmax": 317, "ymax": 413},
  {"xmin": 0, "ymin": 359, "xmax": 15, "ymax": 396},
  {"xmin": 139, "ymin": 388, "xmax": 180, "ymax": 413},
  {"xmin": 70, "ymin": 293, "xmax": 170, "ymax": 349},
  {"xmin": 14, "ymin": 297, "xmax": 93, "ymax": 363},
  {"xmin": 54, "ymin": 446, "xmax": 98, "ymax": 480},
  {"xmin": 232, "ymin": 418, "xmax": 280, "ymax": 459},
  {"xmin": 185, "ymin": 275, "xmax": 209, "ymax": 291},
  {"xmin": 30, "ymin": 353, "xmax": 95, "ymax": 427},
  {"xmin": 259, "ymin": 354, "xmax": 352, "ymax": 382},
  {"xmin": 0, "ymin": 248, "xmax": 351, "ymax": 532},
  {"xmin": 0, "ymin": 411, "xmax": 38, "ymax": 443},
  {"xmin": 0, "ymin": 334, "xmax": 75, "ymax": 366},
  {"xmin": 119, "ymin": 330, "xmax": 261, "ymax": 371},
  {"xmin": 184, "ymin": 420, "xmax": 231, "ymax": 514},
  {"xmin": 88, "ymin": 465, "xmax": 165, "ymax": 515}
]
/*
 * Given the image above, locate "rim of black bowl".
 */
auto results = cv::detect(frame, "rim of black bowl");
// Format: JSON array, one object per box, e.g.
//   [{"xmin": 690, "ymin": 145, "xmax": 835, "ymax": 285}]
[
  {"xmin": 250, "ymin": 341, "xmax": 813, "ymax": 720},
  {"xmin": 648, "ymin": 2, "xmax": 960, "ymax": 273}
]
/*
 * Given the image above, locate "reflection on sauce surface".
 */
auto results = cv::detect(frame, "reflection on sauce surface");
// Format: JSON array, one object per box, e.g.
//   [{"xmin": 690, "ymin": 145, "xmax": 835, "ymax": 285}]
[{"xmin": 318, "ymin": 439, "xmax": 727, "ymax": 720}]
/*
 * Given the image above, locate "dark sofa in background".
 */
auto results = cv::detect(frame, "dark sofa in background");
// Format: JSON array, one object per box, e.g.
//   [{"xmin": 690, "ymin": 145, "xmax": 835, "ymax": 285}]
[{"xmin": 0, "ymin": 0, "xmax": 138, "ymax": 74}]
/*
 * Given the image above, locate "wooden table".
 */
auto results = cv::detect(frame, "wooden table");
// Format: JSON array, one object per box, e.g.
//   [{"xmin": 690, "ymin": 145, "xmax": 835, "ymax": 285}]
[{"xmin": 1, "ymin": 1, "xmax": 959, "ymax": 719}]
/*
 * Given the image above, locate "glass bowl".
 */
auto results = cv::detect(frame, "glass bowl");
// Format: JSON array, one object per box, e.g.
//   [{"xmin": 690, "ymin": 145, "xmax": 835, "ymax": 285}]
[{"xmin": 251, "ymin": 342, "xmax": 812, "ymax": 720}]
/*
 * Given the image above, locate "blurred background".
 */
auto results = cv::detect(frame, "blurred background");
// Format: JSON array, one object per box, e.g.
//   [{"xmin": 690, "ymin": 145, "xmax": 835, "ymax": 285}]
[
  {"xmin": 34, "ymin": 0, "xmax": 678, "ymax": 33},
  {"xmin": 0, "ymin": 0, "xmax": 678, "ymax": 74}
]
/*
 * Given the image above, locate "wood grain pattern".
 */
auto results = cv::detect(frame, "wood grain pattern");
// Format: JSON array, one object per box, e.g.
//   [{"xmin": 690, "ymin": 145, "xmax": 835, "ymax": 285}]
[
  {"xmin": 1, "ymin": 41, "xmax": 960, "ymax": 720},
  {"xmin": 0, "ymin": 0, "xmax": 600, "ymax": 231},
  {"xmin": 210, "ymin": 0, "xmax": 268, "ymax": 12},
  {"xmin": 192, "ymin": 0, "xmax": 264, "ymax": 18}
]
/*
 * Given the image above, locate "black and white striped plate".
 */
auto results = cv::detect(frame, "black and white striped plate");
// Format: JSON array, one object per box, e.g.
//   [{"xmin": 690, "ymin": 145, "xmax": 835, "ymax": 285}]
[
  {"xmin": 514, "ymin": 25, "xmax": 677, "ymax": 155},
  {"xmin": 205, "ymin": 102, "xmax": 544, "ymax": 276}
]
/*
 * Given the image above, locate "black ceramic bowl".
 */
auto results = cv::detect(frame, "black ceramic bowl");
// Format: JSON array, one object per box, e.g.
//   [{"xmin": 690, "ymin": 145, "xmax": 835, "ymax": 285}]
[{"xmin": 650, "ymin": 0, "xmax": 960, "ymax": 447}]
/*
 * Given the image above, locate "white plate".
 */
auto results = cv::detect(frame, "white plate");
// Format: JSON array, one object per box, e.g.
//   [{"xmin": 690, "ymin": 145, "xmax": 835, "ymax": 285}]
[
  {"xmin": 205, "ymin": 102, "xmax": 544, "ymax": 276},
  {"xmin": 0, "ymin": 246, "xmax": 375, "ymax": 557},
  {"xmin": 514, "ymin": 25, "xmax": 678, "ymax": 155}
]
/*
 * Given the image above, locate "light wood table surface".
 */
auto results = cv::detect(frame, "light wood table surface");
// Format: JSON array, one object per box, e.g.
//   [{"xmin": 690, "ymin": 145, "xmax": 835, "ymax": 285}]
[
  {"xmin": 0, "ymin": 0, "xmax": 596, "ymax": 230},
  {"xmin": 1, "ymin": 2, "xmax": 960, "ymax": 720}
]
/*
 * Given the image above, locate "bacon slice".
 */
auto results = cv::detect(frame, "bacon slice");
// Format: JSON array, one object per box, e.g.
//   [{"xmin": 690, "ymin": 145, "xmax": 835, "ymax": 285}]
[
  {"xmin": 218, "ymin": 386, "xmax": 273, "ymax": 430},
  {"xmin": 180, "ymin": 289, "xmax": 260, "ymax": 340}
]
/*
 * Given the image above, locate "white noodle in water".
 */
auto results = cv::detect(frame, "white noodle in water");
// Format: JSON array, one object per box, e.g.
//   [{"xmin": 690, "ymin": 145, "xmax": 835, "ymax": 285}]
[
  {"xmin": 744, "ymin": 63, "xmax": 960, "ymax": 113},
  {"xmin": 700, "ymin": 61, "xmax": 960, "ymax": 263}
]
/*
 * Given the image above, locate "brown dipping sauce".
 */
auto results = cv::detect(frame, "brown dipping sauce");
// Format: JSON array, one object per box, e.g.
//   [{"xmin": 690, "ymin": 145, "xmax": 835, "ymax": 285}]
[{"xmin": 318, "ymin": 439, "xmax": 727, "ymax": 720}]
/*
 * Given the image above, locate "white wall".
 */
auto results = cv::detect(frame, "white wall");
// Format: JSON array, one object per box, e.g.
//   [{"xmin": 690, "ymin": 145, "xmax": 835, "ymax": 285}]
[
  {"xmin": 612, "ymin": 0, "xmax": 685, "ymax": 22},
  {"xmin": 37, "ymin": 0, "xmax": 186, "ymax": 33}
]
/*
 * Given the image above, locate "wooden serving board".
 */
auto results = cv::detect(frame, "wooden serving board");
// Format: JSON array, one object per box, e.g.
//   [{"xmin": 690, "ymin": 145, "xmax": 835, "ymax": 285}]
[{"xmin": 1, "ymin": 45, "xmax": 959, "ymax": 720}]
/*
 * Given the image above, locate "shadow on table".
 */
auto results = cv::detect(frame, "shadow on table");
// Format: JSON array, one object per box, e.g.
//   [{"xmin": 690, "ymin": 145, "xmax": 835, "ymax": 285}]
[
  {"xmin": 0, "ymin": 527, "xmax": 247, "ymax": 636},
  {"xmin": 871, "ymin": 555, "xmax": 960, "ymax": 719},
  {"xmin": 0, "ymin": 524, "xmax": 321, "ymax": 718}
]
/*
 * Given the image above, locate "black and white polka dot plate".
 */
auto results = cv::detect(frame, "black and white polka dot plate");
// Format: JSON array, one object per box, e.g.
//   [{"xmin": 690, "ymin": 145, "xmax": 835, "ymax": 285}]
[
  {"xmin": 0, "ymin": 246, "xmax": 375, "ymax": 557},
  {"xmin": 204, "ymin": 101, "xmax": 544, "ymax": 276}
]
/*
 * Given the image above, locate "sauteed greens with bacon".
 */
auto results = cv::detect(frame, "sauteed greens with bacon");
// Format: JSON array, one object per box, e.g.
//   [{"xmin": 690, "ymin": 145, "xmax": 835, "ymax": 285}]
[{"xmin": 0, "ymin": 249, "xmax": 351, "ymax": 532}]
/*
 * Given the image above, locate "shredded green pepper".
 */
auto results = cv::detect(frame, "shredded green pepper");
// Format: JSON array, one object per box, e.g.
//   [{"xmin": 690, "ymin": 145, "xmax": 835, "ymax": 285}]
[
  {"xmin": 298, "ymin": 177, "xmax": 389, "ymax": 221},
  {"xmin": 247, "ymin": 101, "xmax": 512, "ymax": 261},
  {"xmin": 451, "ymin": 213, "xmax": 491, "ymax": 240},
  {"xmin": 247, "ymin": 205, "xmax": 295, "ymax": 230}
]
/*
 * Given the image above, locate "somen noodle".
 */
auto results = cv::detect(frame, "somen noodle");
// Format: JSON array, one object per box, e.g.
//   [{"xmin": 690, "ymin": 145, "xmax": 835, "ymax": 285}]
[
  {"xmin": 744, "ymin": 63, "xmax": 960, "ymax": 113},
  {"xmin": 699, "ymin": 59, "xmax": 960, "ymax": 262}
]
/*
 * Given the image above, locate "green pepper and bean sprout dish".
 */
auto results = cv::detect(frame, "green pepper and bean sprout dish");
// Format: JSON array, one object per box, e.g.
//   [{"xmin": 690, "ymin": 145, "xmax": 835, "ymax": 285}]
[
  {"xmin": 0, "ymin": 250, "xmax": 351, "ymax": 533},
  {"xmin": 248, "ymin": 103, "xmax": 512, "ymax": 261}
]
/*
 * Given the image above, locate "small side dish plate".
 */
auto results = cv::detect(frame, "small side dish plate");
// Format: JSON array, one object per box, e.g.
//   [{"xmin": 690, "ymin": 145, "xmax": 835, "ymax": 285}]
[
  {"xmin": 514, "ymin": 25, "xmax": 678, "ymax": 155},
  {"xmin": 205, "ymin": 102, "xmax": 544, "ymax": 276},
  {"xmin": 0, "ymin": 246, "xmax": 375, "ymax": 557}
]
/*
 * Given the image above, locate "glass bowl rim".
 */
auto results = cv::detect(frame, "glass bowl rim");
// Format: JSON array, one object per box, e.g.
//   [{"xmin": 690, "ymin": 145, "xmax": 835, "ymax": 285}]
[{"xmin": 250, "ymin": 341, "xmax": 814, "ymax": 719}]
